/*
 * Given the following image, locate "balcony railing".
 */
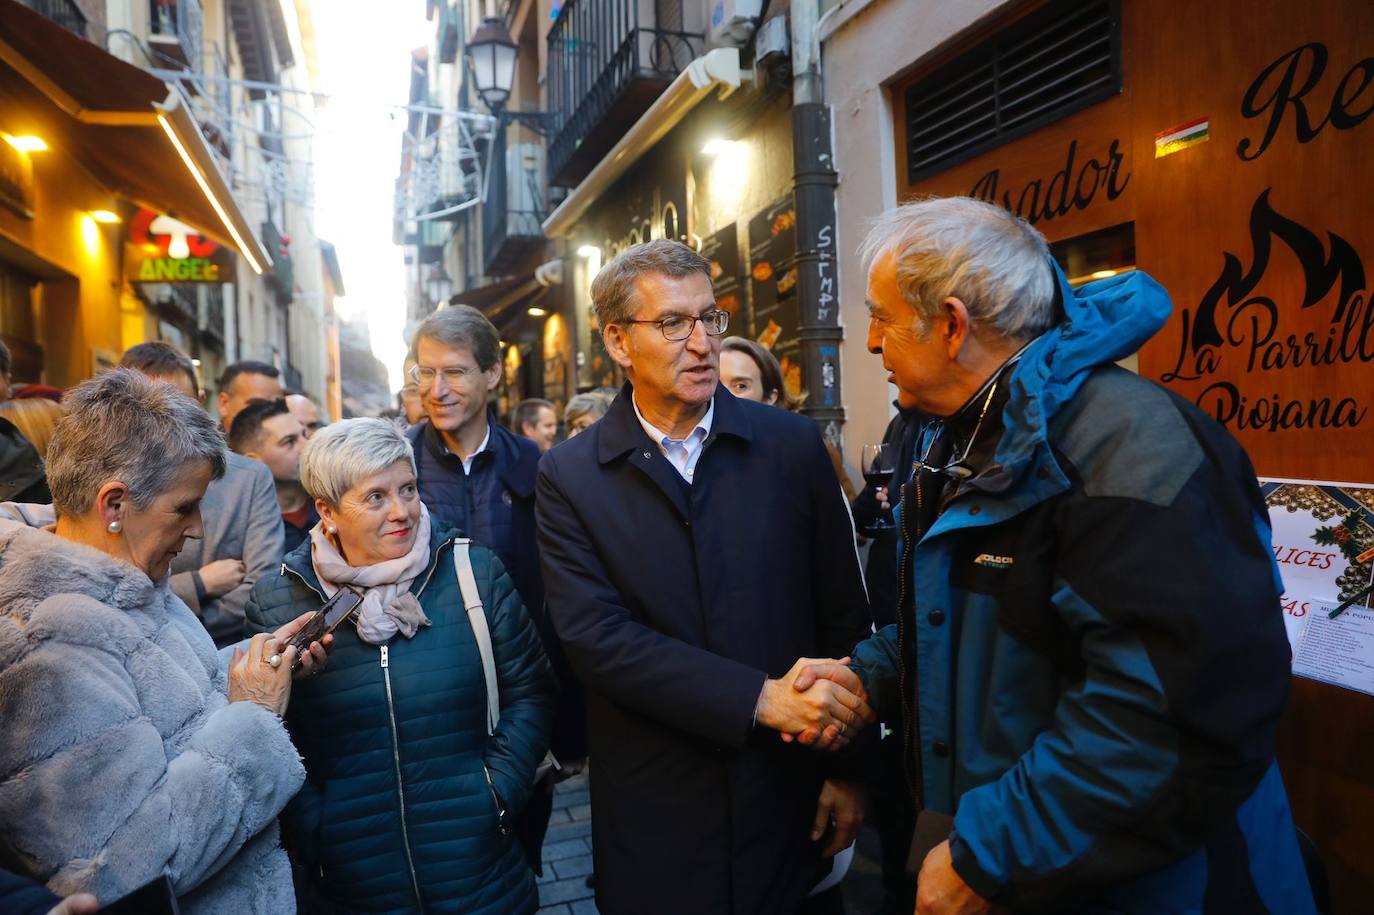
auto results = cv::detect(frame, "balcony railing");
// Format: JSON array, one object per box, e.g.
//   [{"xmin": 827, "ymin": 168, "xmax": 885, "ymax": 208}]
[
  {"xmin": 22, "ymin": 0, "xmax": 87, "ymax": 39},
  {"xmin": 546, "ymin": 0, "xmax": 702, "ymax": 186},
  {"xmin": 148, "ymin": 0, "xmax": 204, "ymax": 71},
  {"xmin": 483, "ymin": 131, "xmax": 547, "ymax": 276}
]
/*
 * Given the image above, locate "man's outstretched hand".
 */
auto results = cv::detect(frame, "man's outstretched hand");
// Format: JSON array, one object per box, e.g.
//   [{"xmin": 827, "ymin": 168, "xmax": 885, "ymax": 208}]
[
  {"xmin": 755, "ymin": 657, "xmax": 875, "ymax": 750},
  {"xmin": 783, "ymin": 658, "xmax": 877, "ymax": 748}
]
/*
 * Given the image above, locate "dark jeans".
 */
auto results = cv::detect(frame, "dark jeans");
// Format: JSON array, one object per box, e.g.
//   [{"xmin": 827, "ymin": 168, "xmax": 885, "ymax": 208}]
[{"xmin": 873, "ymin": 725, "xmax": 918, "ymax": 914}]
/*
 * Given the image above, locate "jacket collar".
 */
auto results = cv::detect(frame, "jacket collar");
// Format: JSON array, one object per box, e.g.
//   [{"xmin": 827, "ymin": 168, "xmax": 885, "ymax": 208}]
[
  {"xmin": 0, "ymin": 518, "xmax": 165, "ymax": 630},
  {"xmin": 596, "ymin": 380, "xmax": 752, "ymax": 466},
  {"xmin": 410, "ymin": 406, "xmax": 539, "ymax": 499},
  {"xmin": 991, "ymin": 260, "xmax": 1171, "ymax": 486},
  {"xmin": 594, "ymin": 381, "xmax": 752, "ymax": 521},
  {"xmin": 918, "ymin": 261, "xmax": 1174, "ymax": 538}
]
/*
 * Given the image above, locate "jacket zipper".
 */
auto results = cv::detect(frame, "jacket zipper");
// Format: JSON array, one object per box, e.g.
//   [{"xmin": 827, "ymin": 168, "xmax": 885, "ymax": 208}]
[
  {"xmin": 381, "ymin": 644, "xmax": 425, "ymax": 911},
  {"xmin": 283, "ymin": 544, "xmax": 456, "ymax": 910},
  {"xmin": 280, "ymin": 562, "xmax": 326, "ymax": 602},
  {"xmin": 482, "ymin": 764, "xmax": 508, "ymax": 835},
  {"xmin": 413, "ymin": 538, "xmax": 455, "ymax": 599},
  {"xmin": 896, "ymin": 478, "xmax": 924, "ymax": 810}
]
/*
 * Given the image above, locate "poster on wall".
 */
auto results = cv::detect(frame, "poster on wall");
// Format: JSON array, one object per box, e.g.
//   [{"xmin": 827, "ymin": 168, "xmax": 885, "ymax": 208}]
[
  {"xmin": 1288, "ymin": 597, "xmax": 1374, "ymax": 699},
  {"xmin": 748, "ymin": 195, "xmax": 802, "ymax": 401},
  {"xmin": 542, "ymin": 312, "xmax": 570, "ymax": 409},
  {"xmin": 700, "ymin": 223, "xmax": 744, "ymax": 333},
  {"xmin": 583, "ymin": 310, "xmax": 620, "ymax": 391},
  {"xmin": 1261, "ymin": 478, "xmax": 1374, "ymax": 694}
]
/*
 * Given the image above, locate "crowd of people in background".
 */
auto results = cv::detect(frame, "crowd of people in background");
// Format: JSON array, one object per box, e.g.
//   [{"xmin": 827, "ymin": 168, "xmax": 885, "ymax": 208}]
[{"xmin": 0, "ymin": 195, "xmax": 1319, "ymax": 915}]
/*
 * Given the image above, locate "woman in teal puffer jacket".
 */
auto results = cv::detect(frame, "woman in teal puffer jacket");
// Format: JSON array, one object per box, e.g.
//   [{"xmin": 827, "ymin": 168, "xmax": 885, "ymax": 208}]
[{"xmin": 245, "ymin": 418, "xmax": 554, "ymax": 914}]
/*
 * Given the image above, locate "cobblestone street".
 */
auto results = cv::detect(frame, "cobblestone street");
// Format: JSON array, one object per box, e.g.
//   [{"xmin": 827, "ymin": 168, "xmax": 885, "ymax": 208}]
[{"xmin": 536, "ymin": 774, "xmax": 598, "ymax": 914}]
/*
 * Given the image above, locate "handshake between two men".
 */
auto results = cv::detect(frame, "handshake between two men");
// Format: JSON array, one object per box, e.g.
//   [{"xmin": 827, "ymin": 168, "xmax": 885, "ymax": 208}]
[
  {"xmin": 754, "ymin": 657, "xmax": 878, "ymax": 859},
  {"xmin": 756, "ymin": 656, "xmax": 876, "ymax": 750}
]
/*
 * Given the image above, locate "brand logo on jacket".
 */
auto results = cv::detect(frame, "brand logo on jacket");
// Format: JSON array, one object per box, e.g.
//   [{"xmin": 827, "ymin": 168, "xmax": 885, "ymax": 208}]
[{"xmin": 973, "ymin": 554, "xmax": 1015, "ymax": 570}]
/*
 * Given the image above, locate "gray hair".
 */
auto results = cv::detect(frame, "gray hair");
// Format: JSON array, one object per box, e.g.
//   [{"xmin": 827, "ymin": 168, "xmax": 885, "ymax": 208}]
[
  {"xmin": 565, "ymin": 391, "xmax": 612, "ymax": 425},
  {"xmin": 591, "ymin": 239, "xmax": 711, "ymax": 328},
  {"xmin": 410, "ymin": 304, "xmax": 500, "ymax": 371},
  {"xmin": 859, "ymin": 196, "xmax": 1056, "ymax": 341},
  {"xmin": 300, "ymin": 417, "xmax": 416, "ymax": 508},
  {"xmin": 46, "ymin": 368, "xmax": 227, "ymax": 517}
]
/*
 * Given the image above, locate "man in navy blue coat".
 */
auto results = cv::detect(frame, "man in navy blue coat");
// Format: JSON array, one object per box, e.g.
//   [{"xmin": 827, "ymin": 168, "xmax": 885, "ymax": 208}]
[{"xmin": 536, "ymin": 240, "xmax": 875, "ymax": 915}]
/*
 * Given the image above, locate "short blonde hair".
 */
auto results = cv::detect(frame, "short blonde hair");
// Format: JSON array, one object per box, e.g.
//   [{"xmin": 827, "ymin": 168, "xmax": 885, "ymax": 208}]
[
  {"xmin": 300, "ymin": 417, "xmax": 416, "ymax": 507},
  {"xmin": 0, "ymin": 397, "xmax": 63, "ymax": 459}
]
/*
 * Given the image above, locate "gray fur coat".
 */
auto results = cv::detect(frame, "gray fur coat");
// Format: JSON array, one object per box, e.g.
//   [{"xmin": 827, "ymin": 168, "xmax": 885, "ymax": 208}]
[{"xmin": 0, "ymin": 519, "xmax": 304, "ymax": 912}]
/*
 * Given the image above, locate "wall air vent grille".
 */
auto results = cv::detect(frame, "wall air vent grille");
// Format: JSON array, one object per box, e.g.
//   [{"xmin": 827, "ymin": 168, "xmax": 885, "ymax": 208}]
[{"xmin": 904, "ymin": 0, "xmax": 1121, "ymax": 183}]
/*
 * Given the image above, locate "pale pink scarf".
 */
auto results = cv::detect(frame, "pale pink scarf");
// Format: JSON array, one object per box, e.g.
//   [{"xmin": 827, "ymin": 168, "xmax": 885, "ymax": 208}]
[{"xmin": 310, "ymin": 505, "xmax": 433, "ymax": 644}]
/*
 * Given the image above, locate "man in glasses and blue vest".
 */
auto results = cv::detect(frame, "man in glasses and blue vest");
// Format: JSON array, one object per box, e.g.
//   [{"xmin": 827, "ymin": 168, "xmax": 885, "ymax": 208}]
[
  {"xmin": 536, "ymin": 239, "xmax": 876, "ymax": 914},
  {"xmin": 405, "ymin": 305, "xmax": 582, "ymax": 870},
  {"xmin": 826, "ymin": 197, "xmax": 1314, "ymax": 914}
]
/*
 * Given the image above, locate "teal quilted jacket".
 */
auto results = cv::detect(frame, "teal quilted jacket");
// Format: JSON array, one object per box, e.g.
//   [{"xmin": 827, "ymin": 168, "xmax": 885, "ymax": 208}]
[{"xmin": 245, "ymin": 523, "xmax": 555, "ymax": 914}]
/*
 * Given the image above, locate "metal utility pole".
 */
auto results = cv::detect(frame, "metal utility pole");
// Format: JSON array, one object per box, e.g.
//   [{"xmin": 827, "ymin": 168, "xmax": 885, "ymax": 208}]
[{"xmin": 790, "ymin": 0, "xmax": 844, "ymax": 447}]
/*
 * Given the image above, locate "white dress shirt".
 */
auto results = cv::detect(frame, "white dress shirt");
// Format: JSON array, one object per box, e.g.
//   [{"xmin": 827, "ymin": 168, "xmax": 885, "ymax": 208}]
[
  {"xmin": 632, "ymin": 396, "xmax": 714, "ymax": 484},
  {"xmin": 439, "ymin": 420, "xmax": 491, "ymax": 475}
]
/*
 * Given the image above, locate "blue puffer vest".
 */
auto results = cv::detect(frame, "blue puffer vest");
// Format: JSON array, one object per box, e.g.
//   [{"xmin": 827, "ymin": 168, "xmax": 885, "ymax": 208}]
[
  {"xmin": 408, "ymin": 413, "xmax": 587, "ymax": 765},
  {"xmin": 407, "ymin": 412, "xmax": 543, "ymax": 618},
  {"xmin": 244, "ymin": 522, "xmax": 555, "ymax": 914}
]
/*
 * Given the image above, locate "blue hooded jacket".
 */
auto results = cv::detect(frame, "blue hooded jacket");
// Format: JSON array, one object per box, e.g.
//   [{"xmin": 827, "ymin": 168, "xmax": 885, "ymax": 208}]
[{"xmin": 851, "ymin": 265, "xmax": 1315, "ymax": 913}]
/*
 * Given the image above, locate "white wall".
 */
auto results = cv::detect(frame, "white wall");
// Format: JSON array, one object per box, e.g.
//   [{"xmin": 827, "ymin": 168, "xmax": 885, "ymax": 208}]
[{"xmin": 821, "ymin": 0, "xmax": 1013, "ymax": 463}]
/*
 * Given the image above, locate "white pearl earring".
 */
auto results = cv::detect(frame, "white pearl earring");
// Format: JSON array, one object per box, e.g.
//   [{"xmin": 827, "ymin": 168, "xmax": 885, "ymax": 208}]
[{"xmin": 107, "ymin": 520, "xmax": 123, "ymax": 534}]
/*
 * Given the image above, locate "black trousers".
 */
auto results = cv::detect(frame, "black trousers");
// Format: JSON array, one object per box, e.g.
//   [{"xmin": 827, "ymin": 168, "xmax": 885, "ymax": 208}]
[
  {"xmin": 796, "ymin": 885, "xmax": 844, "ymax": 915},
  {"xmin": 872, "ymin": 726, "xmax": 918, "ymax": 914}
]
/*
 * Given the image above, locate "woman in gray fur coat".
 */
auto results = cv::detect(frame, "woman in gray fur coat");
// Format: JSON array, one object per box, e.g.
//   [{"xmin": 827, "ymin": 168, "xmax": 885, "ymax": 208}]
[{"xmin": 0, "ymin": 369, "xmax": 329, "ymax": 912}]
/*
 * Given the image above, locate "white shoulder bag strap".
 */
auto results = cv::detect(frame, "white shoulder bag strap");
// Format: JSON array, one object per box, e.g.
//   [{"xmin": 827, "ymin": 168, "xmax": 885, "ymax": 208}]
[
  {"xmin": 453, "ymin": 539, "xmax": 561, "ymax": 780},
  {"xmin": 454, "ymin": 539, "xmax": 501, "ymax": 736}
]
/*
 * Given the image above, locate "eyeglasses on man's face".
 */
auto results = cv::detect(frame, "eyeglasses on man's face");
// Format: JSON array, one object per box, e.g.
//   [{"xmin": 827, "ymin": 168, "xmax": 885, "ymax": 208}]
[
  {"xmin": 621, "ymin": 309, "xmax": 729, "ymax": 342},
  {"xmin": 408, "ymin": 363, "xmax": 479, "ymax": 389}
]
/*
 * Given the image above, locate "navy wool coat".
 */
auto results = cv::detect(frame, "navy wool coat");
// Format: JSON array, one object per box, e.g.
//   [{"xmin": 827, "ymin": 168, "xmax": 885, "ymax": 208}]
[{"xmin": 536, "ymin": 384, "xmax": 872, "ymax": 915}]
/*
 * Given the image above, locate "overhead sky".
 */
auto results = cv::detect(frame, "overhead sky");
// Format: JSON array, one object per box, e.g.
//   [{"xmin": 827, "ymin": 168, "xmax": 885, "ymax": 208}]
[{"xmin": 310, "ymin": 0, "xmax": 434, "ymax": 392}]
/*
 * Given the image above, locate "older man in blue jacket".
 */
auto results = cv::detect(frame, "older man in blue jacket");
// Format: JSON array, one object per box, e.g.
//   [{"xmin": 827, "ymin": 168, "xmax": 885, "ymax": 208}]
[
  {"xmin": 537, "ymin": 239, "xmax": 875, "ymax": 914},
  {"xmin": 824, "ymin": 197, "xmax": 1315, "ymax": 914}
]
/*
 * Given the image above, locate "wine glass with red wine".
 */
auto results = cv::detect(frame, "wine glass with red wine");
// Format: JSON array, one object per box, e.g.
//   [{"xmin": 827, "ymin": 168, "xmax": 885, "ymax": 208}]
[{"xmin": 859, "ymin": 443, "xmax": 898, "ymax": 535}]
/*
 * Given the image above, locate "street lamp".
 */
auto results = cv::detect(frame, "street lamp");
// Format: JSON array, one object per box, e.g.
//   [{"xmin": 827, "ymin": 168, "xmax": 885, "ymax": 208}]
[
  {"xmin": 465, "ymin": 17, "xmax": 519, "ymax": 113},
  {"xmin": 463, "ymin": 18, "xmax": 559, "ymax": 135},
  {"xmin": 425, "ymin": 265, "xmax": 454, "ymax": 308}
]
